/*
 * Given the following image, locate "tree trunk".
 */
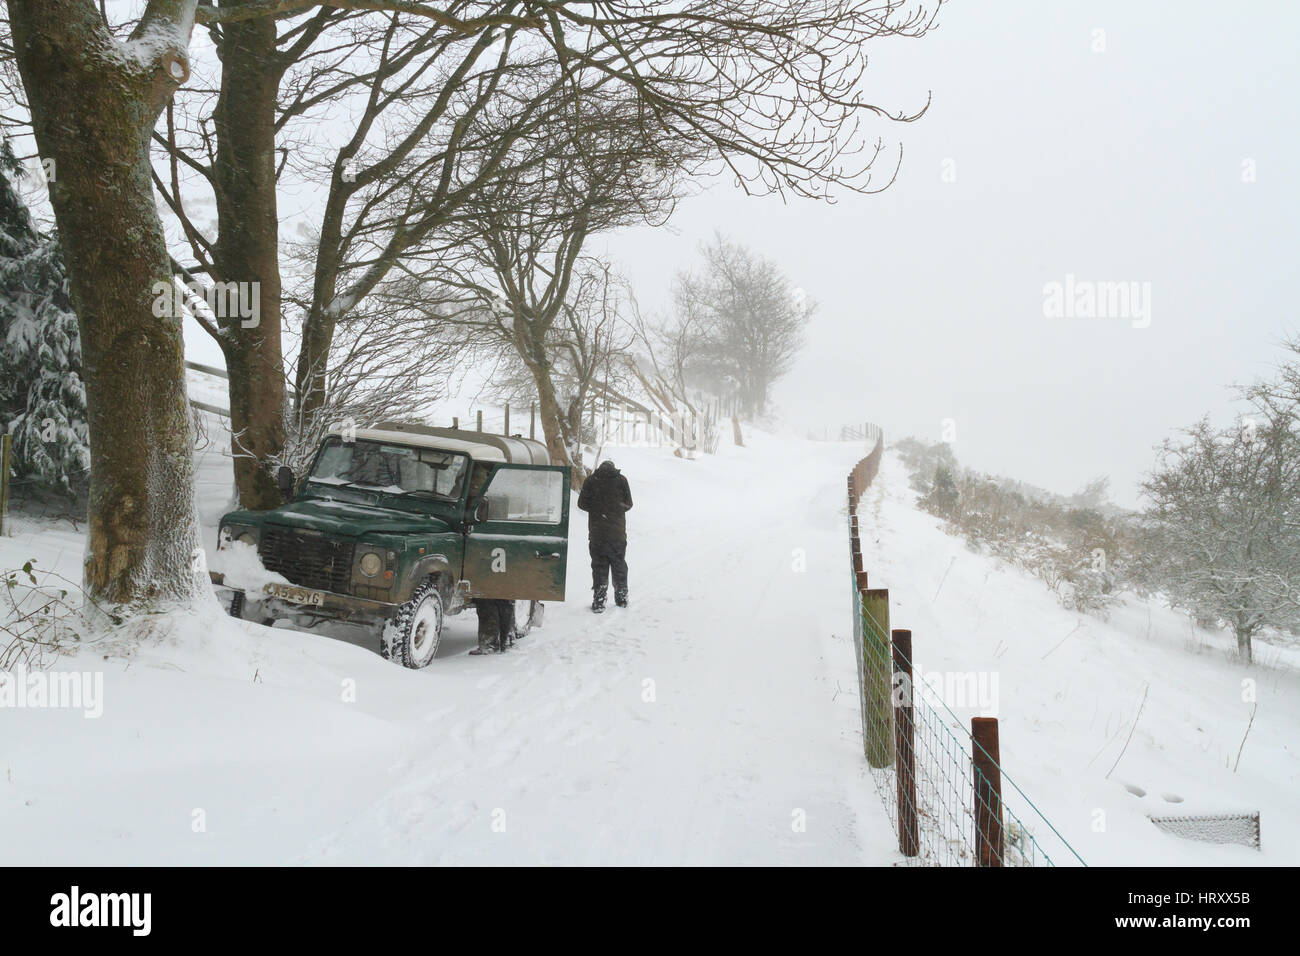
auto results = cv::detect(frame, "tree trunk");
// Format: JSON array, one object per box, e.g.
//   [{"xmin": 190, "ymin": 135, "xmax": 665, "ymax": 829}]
[
  {"xmin": 528, "ymin": 364, "xmax": 586, "ymax": 490},
  {"xmin": 1235, "ymin": 626, "xmax": 1253, "ymax": 664},
  {"xmin": 10, "ymin": 1, "xmax": 202, "ymax": 607},
  {"xmin": 212, "ymin": 6, "xmax": 286, "ymax": 510},
  {"xmin": 295, "ymin": 282, "xmax": 337, "ymax": 421}
]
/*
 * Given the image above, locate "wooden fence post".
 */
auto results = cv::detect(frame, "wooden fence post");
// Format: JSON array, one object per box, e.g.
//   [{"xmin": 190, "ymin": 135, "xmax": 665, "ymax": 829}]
[
  {"xmin": 530, "ymin": 403, "xmax": 536, "ymax": 439},
  {"xmin": 971, "ymin": 717, "xmax": 1004, "ymax": 867},
  {"xmin": 892, "ymin": 628, "xmax": 920, "ymax": 857},
  {"xmin": 859, "ymin": 586, "xmax": 895, "ymax": 768},
  {"xmin": 853, "ymin": 569, "xmax": 869, "ymax": 741},
  {"xmin": 476, "ymin": 409, "xmax": 483, "ymax": 432},
  {"xmin": 0, "ymin": 433, "xmax": 10, "ymax": 537},
  {"xmin": 504, "ymin": 403, "xmax": 510, "ymax": 436}
]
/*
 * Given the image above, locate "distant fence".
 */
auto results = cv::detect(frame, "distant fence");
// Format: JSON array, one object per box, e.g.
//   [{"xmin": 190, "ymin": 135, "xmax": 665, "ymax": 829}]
[
  {"xmin": 845, "ymin": 425, "xmax": 1085, "ymax": 867},
  {"xmin": 184, "ymin": 362, "xmax": 732, "ymax": 454}
]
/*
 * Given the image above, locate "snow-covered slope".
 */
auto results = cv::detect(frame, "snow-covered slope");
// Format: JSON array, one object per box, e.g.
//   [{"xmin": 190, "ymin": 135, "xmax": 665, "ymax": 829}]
[
  {"xmin": 2, "ymin": 423, "xmax": 1295, "ymax": 865},
  {"xmin": 857, "ymin": 451, "xmax": 1299, "ymax": 866}
]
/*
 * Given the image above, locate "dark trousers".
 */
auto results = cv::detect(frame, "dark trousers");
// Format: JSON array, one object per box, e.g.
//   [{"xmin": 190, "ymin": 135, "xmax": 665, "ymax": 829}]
[
  {"xmin": 590, "ymin": 538, "xmax": 628, "ymax": 594},
  {"xmin": 474, "ymin": 599, "xmax": 516, "ymax": 651}
]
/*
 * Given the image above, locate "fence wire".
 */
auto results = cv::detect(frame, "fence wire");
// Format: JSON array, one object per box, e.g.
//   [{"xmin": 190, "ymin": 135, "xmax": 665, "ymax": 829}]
[{"xmin": 846, "ymin": 427, "xmax": 1085, "ymax": 868}]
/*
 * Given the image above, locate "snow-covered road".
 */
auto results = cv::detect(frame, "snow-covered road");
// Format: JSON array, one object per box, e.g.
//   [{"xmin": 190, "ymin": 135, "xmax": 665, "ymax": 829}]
[{"xmin": 304, "ymin": 430, "xmax": 895, "ymax": 864}]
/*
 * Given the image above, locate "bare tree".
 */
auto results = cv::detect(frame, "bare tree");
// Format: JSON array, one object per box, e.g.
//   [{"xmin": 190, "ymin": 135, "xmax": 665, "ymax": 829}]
[
  {"xmin": 159, "ymin": 0, "xmax": 940, "ymax": 502},
  {"xmin": 384, "ymin": 95, "xmax": 662, "ymax": 479},
  {"xmin": 1141, "ymin": 414, "xmax": 1300, "ymax": 662},
  {"xmin": 274, "ymin": 295, "xmax": 465, "ymax": 479},
  {"xmin": 674, "ymin": 234, "xmax": 812, "ymax": 416},
  {"xmin": 436, "ymin": 258, "xmax": 635, "ymax": 475}
]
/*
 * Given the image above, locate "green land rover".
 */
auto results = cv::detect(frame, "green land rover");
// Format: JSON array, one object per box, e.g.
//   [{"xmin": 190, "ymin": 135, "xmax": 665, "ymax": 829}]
[{"xmin": 211, "ymin": 422, "xmax": 570, "ymax": 668}]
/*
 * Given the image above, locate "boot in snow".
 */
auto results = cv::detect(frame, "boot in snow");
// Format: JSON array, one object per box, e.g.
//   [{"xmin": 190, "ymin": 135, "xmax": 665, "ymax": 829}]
[
  {"xmin": 592, "ymin": 586, "xmax": 608, "ymax": 613},
  {"xmin": 614, "ymin": 588, "xmax": 628, "ymax": 608}
]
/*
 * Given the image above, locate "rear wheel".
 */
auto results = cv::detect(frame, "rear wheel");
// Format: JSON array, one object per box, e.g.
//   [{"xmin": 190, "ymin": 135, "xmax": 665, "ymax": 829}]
[
  {"xmin": 382, "ymin": 580, "xmax": 444, "ymax": 668},
  {"xmin": 513, "ymin": 599, "xmax": 541, "ymax": 639}
]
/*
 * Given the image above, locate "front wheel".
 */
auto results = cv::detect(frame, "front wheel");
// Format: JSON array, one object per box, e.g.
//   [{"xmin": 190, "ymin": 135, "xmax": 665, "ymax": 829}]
[{"xmin": 382, "ymin": 580, "xmax": 444, "ymax": 668}]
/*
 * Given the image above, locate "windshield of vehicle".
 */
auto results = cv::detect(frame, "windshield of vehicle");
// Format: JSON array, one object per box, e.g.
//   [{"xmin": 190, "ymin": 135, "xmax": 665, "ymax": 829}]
[{"xmin": 307, "ymin": 438, "xmax": 468, "ymax": 500}]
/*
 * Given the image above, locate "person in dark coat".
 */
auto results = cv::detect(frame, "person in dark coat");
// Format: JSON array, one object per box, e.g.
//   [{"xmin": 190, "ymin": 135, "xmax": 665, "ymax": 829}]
[{"xmin": 577, "ymin": 459, "xmax": 633, "ymax": 611}]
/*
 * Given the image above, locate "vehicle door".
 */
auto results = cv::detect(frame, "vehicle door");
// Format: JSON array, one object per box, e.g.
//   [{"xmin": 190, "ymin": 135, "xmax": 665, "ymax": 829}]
[{"xmin": 461, "ymin": 464, "xmax": 570, "ymax": 600}]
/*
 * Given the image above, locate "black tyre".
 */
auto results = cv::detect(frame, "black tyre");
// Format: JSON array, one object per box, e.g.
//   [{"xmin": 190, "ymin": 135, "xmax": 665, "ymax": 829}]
[{"xmin": 382, "ymin": 579, "xmax": 444, "ymax": 668}]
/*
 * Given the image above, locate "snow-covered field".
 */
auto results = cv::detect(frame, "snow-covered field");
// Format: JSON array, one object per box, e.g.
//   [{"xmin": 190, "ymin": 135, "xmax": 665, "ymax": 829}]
[{"xmin": 2, "ymin": 417, "xmax": 1295, "ymax": 865}]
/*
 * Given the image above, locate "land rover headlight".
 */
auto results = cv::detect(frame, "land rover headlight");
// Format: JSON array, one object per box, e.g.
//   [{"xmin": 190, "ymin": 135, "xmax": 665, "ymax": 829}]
[
  {"xmin": 219, "ymin": 524, "xmax": 258, "ymax": 550},
  {"xmin": 359, "ymin": 551, "xmax": 383, "ymax": 577}
]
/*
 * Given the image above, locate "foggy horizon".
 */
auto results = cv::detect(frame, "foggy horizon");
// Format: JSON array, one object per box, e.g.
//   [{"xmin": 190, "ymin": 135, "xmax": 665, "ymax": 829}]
[{"xmin": 601, "ymin": 0, "xmax": 1298, "ymax": 508}]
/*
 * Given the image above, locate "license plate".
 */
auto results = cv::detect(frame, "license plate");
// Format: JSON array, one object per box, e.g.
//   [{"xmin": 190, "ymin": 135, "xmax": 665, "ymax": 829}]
[{"xmin": 263, "ymin": 583, "xmax": 325, "ymax": 607}]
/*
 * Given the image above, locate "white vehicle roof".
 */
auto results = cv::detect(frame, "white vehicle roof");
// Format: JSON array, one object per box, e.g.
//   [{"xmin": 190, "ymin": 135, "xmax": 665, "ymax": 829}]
[
  {"xmin": 326, "ymin": 427, "xmax": 508, "ymax": 461},
  {"xmin": 323, "ymin": 423, "xmax": 551, "ymax": 465}
]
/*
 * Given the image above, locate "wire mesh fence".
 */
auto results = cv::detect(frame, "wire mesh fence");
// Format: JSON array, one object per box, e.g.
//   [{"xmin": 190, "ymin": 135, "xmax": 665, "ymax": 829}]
[{"xmin": 846, "ymin": 426, "xmax": 1085, "ymax": 867}]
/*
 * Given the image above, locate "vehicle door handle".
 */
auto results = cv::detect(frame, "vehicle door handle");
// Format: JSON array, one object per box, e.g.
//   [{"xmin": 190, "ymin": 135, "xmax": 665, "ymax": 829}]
[{"xmin": 536, "ymin": 551, "xmax": 562, "ymax": 558}]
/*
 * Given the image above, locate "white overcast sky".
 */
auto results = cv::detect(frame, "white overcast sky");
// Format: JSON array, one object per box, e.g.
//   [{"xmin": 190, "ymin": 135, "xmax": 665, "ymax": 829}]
[{"xmin": 599, "ymin": 0, "xmax": 1299, "ymax": 506}]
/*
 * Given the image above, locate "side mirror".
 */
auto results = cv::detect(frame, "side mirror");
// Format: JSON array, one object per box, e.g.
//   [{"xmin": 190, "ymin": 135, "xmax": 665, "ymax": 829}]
[{"xmin": 276, "ymin": 465, "xmax": 296, "ymax": 501}]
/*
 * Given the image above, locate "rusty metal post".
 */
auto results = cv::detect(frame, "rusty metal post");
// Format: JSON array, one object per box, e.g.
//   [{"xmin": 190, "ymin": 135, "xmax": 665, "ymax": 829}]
[
  {"xmin": 971, "ymin": 717, "xmax": 1004, "ymax": 867},
  {"xmin": 859, "ymin": 587, "xmax": 894, "ymax": 768},
  {"xmin": 891, "ymin": 629, "xmax": 920, "ymax": 857}
]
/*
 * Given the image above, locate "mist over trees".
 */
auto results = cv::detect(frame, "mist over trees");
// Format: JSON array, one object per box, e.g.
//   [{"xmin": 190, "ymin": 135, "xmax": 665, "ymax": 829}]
[
  {"xmin": 672, "ymin": 235, "xmax": 812, "ymax": 418},
  {"xmin": 895, "ymin": 341, "xmax": 1300, "ymax": 661},
  {"xmin": 895, "ymin": 437, "xmax": 1137, "ymax": 615}
]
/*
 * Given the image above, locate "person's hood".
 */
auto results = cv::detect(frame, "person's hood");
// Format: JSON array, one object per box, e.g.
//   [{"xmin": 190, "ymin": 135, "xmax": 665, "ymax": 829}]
[{"xmin": 595, "ymin": 460, "xmax": 619, "ymax": 476}]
